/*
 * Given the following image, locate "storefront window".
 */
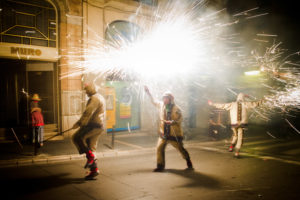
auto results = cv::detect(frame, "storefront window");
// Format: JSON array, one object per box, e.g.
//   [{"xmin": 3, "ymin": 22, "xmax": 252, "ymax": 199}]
[
  {"xmin": 105, "ymin": 20, "xmax": 141, "ymax": 48},
  {"xmin": 0, "ymin": 0, "xmax": 57, "ymax": 47},
  {"xmin": 105, "ymin": 20, "xmax": 141, "ymax": 80}
]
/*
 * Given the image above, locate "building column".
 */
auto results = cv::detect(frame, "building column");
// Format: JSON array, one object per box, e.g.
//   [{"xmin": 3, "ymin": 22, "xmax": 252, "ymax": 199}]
[{"xmin": 59, "ymin": 0, "xmax": 84, "ymax": 136}]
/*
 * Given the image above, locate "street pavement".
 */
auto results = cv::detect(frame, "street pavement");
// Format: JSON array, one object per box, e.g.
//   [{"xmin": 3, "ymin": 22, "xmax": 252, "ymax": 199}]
[
  {"xmin": 0, "ymin": 128, "xmax": 300, "ymax": 199},
  {"xmin": 1, "ymin": 126, "xmax": 300, "ymax": 166},
  {"xmin": 0, "ymin": 145, "xmax": 300, "ymax": 200}
]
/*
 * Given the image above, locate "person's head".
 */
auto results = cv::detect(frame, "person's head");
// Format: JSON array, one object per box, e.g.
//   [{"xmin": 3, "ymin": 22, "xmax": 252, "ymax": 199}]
[
  {"xmin": 84, "ymin": 83, "xmax": 96, "ymax": 97},
  {"xmin": 162, "ymin": 91, "xmax": 174, "ymax": 105},
  {"xmin": 32, "ymin": 93, "xmax": 41, "ymax": 101},
  {"xmin": 236, "ymin": 93, "xmax": 245, "ymax": 102}
]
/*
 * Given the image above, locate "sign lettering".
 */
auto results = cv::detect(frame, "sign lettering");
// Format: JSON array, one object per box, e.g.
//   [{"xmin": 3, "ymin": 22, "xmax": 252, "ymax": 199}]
[{"xmin": 11, "ymin": 47, "xmax": 42, "ymax": 56}]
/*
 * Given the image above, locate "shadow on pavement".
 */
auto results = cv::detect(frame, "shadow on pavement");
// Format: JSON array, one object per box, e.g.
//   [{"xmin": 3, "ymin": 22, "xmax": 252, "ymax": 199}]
[
  {"xmin": 165, "ymin": 169, "xmax": 221, "ymax": 189},
  {"xmin": 0, "ymin": 173, "xmax": 85, "ymax": 198},
  {"xmin": 134, "ymin": 168, "xmax": 221, "ymax": 189}
]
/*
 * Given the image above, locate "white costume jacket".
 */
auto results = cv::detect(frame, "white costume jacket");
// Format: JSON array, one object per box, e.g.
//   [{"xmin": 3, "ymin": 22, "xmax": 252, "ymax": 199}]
[{"xmin": 212, "ymin": 93, "xmax": 263, "ymax": 127}]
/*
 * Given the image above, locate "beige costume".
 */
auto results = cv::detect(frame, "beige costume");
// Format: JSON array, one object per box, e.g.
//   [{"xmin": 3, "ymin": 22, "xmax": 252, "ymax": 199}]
[
  {"xmin": 147, "ymin": 91, "xmax": 192, "ymax": 170},
  {"xmin": 212, "ymin": 93, "xmax": 263, "ymax": 152},
  {"xmin": 72, "ymin": 88, "xmax": 104, "ymax": 154}
]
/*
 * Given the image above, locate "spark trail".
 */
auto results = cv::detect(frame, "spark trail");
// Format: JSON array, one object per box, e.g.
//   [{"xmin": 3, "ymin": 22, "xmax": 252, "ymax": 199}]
[{"xmin": 62, "ymin": 0, "xmax": 300, "ymax": 123}]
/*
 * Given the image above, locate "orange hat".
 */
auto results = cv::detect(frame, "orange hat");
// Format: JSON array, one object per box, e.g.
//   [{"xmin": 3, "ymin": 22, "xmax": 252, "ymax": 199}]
[{"xmin": 32, "ymin": 93, "xmax": 41, "ymax": 101}]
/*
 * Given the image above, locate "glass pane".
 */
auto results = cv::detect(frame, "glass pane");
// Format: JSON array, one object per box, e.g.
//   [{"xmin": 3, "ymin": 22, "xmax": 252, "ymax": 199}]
[
  {"xmin": 105, "ymin": 21, "xmax": 141, "ymax": 48},
  {"xmin": 23, "ymin": 37, "xmax": 30, "ymax": 44},
  {"xmin": 16, "ymin": 13, "xmax": 35, "ymax": 27},
  {"xmin": 2, "ymin": 35, "xmax": 21, "ymax": 44},
  {"xmin": 36, "ymin": 11, "xmax": 48, "ymax": 36},
  {"xmin": 31, "ymin": 38, "xmax": 48, "ymax": 47},
  {"xmin": 49, "ymin": 29, "xmax": 56, "ymax": 40},
  {"xmin": 6, "ymin": 26, "xmax": 45, "ymax": 39},
  {"xmin": 49, "ymin": 41, "xmax": 56, "ymax": 48},
  {"xmin": 0, "ymin": 0, "xmax": 57, "ymax": 47},
  {"xmin": 49, "ymin": 21, "xmax": 56, "ymax": 28}
]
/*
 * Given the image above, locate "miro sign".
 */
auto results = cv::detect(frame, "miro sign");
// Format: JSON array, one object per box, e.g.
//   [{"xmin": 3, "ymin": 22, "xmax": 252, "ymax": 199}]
[
  {"xmin": 11, "ymin": 47, "xmax": 42, "ymax": 56},
  {"xmin": 0, "ymin": 42, "xmax": 58, "ymax": 61}
]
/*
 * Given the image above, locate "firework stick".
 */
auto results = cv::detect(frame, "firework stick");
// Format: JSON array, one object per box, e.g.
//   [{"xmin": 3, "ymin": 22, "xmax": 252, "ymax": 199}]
[
  {"xmin": 43, "ymin": 128, "xmax": 73, "ymax": 143},
  {"xmin": 10, "ymin": 128, "xmax": 23, "ymax": 149}
]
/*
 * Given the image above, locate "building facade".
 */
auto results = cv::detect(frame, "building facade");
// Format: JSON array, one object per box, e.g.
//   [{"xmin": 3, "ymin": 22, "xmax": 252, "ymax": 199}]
[{"xmin": 0, "ymin": 0, "xmax": 159, "ymax": 141}]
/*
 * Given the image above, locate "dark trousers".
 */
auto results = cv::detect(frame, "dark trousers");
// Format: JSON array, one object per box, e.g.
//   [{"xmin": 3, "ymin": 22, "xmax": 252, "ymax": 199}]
[
  {"xmin": 72, "ymin": 126, "xmax": 102, "ymax": 154},
  {"xmin": 157, "ymin": 137, "xmax": 191, "ymax": 167}
]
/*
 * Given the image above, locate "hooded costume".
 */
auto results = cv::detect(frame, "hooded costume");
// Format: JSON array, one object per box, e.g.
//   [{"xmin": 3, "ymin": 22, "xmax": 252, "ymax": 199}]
[
  {"xmin": 212, "ymin": 93, "xmax": 263, "ymax": 127},
  {"xmin": 72, "ymin": 84, "xmax": 104, "ymax": 179},
  {"xmin": 211, "ymin": 93, "xmax": 263, "ymax": 156},
  {"xmin": 147, "ymin": 90, "xmax": 193, "ymax": 171}
]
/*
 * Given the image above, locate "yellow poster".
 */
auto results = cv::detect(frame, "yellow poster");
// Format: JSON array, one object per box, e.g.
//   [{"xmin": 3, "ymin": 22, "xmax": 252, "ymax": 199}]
[
  {"xmin": 105, "ymin": 87, "xmax": 116, "ymax": 129},
  {"xmin": 120, "ymin": 103, "xmax": 131, "ymax": 119}
]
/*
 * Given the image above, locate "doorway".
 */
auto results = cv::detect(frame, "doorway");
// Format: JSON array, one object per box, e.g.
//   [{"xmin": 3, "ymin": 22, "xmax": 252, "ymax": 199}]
[
  {"xmin": 0, "ymin": 59, "xmax": 58, "ymax": 128},
  {"xmin": 26, "ymin": 62, "xmax": 57, "ymax": 124}
]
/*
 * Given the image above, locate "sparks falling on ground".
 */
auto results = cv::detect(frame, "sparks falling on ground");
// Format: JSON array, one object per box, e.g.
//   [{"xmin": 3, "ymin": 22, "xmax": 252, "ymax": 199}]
[{"xmin": 62, "ymin": 0, "xmax": 300, "ymax": 121}]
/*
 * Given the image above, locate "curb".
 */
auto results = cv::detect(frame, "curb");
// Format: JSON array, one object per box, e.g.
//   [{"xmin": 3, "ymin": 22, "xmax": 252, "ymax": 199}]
[
  {"xmin": 1, "ymin": 142, "xmax": 300, "ymax": 168},
  {"xmin": 0, "ymin": 148, "xmax": 156, "ymax": 168},
  {"xmin": 190, "ymin": 145, "xmax": 300, "ymax": 166}
]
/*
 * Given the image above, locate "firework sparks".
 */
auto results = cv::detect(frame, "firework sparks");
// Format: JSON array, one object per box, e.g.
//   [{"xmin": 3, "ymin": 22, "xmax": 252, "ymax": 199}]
[
  {"xmin": 285, "ymin": 119, "xmax": 300, "ymax": 135},
  {"xmin": 71, "ymin": 4, "xmax": 233, "ymax": 83},
  {"xmin": 256, "ymin": 33, "xmax": 278, "ymax": 37},
  {"xmin": 61, "ymin": 0, "xmax": 300, "ymax": 124},
  {"xmin": 65, "ymin": 1, "xmax": 256, "ymax": 82},
  {"xmin": 266, "ymin": 131, "xmax": 276, "ymax": 138}
]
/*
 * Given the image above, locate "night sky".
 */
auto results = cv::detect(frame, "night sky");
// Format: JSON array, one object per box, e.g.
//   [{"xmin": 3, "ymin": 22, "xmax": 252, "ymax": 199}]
[{"xmin": 225, "ymin": 0, "xmax": 300, "ymax": 51}]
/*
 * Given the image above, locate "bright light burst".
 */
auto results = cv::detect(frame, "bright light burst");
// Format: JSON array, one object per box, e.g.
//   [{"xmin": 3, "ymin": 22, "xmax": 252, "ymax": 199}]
[
  {"xmin": 118, "ymin": 19, "xmax": 200, "ymax": 77},
  {"xmin": 63, "ymin": 0, "xmax": 300, "ymax": 121},
  {"xmin": 67, "ymin": 0, "xmax": 232, "ymax": 82}
]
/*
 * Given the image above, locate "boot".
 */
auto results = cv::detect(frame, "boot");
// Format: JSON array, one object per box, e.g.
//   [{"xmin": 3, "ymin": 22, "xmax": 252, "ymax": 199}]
[
  {"xmin": 186, "ymin": 159, "xmax": 194, "ymax": 170},
  {"xmin": 85, "ymin": 161, "xmax": 99, "ymax": 180},
  {"xmin": 153, "ymin": 164, "xmax": 165, "ymax": 172},
  {"xmin": 234, "ymin": 151, "xmax": 240, "ymax": 158},
  {"xmin": 84, "ymin": 150, "xmax": 95, "ymax": 169},
  {"xmin": 85, "ymin": 168, "xmax": 99, "ymax": 180}
]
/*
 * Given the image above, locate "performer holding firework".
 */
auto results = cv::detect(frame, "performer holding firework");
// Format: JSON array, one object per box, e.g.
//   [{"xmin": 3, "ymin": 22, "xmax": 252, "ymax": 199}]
[
  {"xmin": 72, "ymin": 84, "xmax": 104, "ymax": 180},
  {"xmin": 208, "ymin": 93, "xmax": 264, "ymax": 158},
  {"xmin": 144, "ymin": 86, "xmax": 193, "ymax": 172}
]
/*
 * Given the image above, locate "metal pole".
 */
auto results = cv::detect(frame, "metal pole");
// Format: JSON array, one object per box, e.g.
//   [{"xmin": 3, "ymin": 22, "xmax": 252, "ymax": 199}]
[
  {"xmin": 111, "ymin": 126, "xmax": 115, "ymax": 149},
  {"xmin": 34, "ymin": 127, "xmax": 38, "ymax": 155}
]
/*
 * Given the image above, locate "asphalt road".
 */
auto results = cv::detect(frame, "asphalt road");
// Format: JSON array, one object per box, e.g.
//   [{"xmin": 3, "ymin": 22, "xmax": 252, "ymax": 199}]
[{"xmin": 0, "ymin": 146, "xmax": 300, "ymax": 200}]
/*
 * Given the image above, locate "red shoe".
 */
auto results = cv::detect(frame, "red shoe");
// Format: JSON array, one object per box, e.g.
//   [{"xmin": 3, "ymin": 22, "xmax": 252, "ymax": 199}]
[{"xmin": 228, "ymin": 145, "xmax": 234, "ymax": 152}]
